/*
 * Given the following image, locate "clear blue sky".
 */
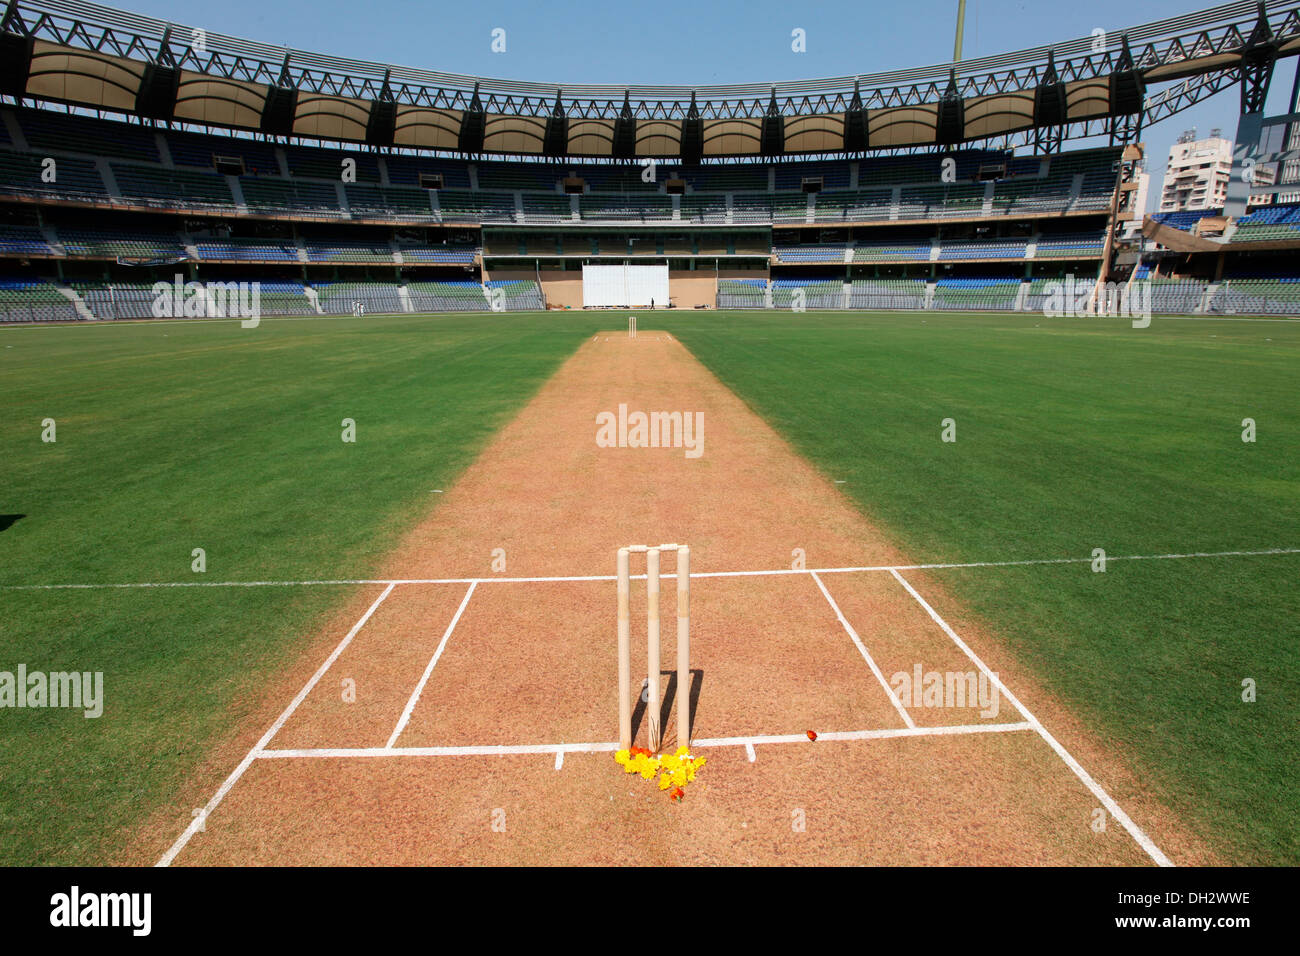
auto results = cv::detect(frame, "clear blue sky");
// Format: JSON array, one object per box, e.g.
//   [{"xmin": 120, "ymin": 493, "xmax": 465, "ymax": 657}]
[{"xmin": 117, "ymin": 0, "xmax": 1300, "ymax": 210}]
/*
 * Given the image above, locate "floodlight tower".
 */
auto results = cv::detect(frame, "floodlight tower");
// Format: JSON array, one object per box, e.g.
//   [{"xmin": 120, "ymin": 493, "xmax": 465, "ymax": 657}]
[{"xmin": 953, "ymin": 0, "xmax": 966, "ymax": 61}]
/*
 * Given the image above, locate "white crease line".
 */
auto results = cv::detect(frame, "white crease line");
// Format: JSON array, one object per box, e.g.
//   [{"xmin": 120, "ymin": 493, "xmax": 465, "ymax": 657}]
[
  {"xmin": 156, "ymin": 582, "xmax": 395, "ymax": 867},
  {"xmin": 694, "ymin": 723, "xmax": 1032, "ymax": 746},
  {"xmin": 888, "ymin": 569, "xmax": 1173, "ymax": 868},
  {"xmin": 6, "ymin": 547, "xmax": 1297, "ymax": 591},
  {"xmin": 262, "ymin": 742, "xmax": 620, "ymax": 759},
  {"xmin": 258, "ymin": 722, "xmax": 1033, "ymax": 760},
  {"xmin": 745, "ymin": 742, "xmax": 757, "ymax": 762},
  {"xmin": 554, "ymin": 751, "xmax": 564, "ymax": 771},
  {"xmin": 810, "ymin": 571, "xmax": 916, "ymax": 729},
  {"xmin": 386, "ymin": 581, "xmax": 477, "ymax": 748}
]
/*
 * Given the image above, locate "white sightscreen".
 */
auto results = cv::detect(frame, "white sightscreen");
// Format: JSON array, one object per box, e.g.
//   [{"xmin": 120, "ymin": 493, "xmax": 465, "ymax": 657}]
[{"xmin": 582, "ymin": 263, "xmax": 669, "ymax": 308}]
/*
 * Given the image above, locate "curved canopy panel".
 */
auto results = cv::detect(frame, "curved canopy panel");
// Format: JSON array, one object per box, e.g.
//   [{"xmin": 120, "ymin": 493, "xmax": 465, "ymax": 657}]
[
  {"xmin": 785, "ymin": 113, "xmax": 844, "ymax": 153},
  {"xmin": 869, "ymin": 105, "xmax": 938, "ymax": 148},
  {"xmin": 1065, "ymin": 78, "xmax": 1112, "ymax": 121},
  {"xmin": 635, "ymin": 119, "xmax": 680, "ymax": 157},
  {"xmin": 25, "ymin": 38, "xmax": 143, "ymax": 112},
  {"xmin": 173, "ymin": 72, "xmax": 267, "ymax": 130},
  {"xmin": 567, "ymin": 118, "xmax": 614, "ymax": 157},
  {"xmin": 702, "ymin": 118, "xmax": 762, "ymax": 156},
  {"xmin": 293, "ymin": 94, "xmax": 369, "ymax": 141},
  {"xmin": 2, "ymin": 0, "xmax": 1299, "ymax": 159},
  {"xmin": 393, "ymin": 105, "xmax": 463, "ymax": 150},
  {"xmin": 483, "ymin": 115, "xmax": 545, "ymax": 154},
  {"xmin": 964, "ymin": 91, "xmax": 1035, "ymax": 140}
]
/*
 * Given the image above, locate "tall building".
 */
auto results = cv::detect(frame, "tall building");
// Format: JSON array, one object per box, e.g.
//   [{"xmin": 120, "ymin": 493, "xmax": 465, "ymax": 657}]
[
  {"xmin": 1120, "ymin": 167, "xmax": 1150, "ymax": 238},
  {"xmin": 1159, "ymin": 129, "xmax": 1232, "ymax": 212}
]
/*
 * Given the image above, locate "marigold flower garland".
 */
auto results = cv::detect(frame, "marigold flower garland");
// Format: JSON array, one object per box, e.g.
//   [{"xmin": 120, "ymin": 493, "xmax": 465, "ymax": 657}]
[{"xmin": 615, "ymin": 745, "xmax": 706, "ymax": 801}]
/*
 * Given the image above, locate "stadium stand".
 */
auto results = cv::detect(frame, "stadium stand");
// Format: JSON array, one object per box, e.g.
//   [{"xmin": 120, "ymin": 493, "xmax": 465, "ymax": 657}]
[
  {"xmin": 679, "ymin": 195, "xmax": 728, "ymax": 224},
  {"xmin": 0, "ymin": 225, "xmax": 56, "ymax": 257},
  {"xmin": 930, "ymin": 277, "xmax": 1022, "ymax": 311},
  {"xmin": 286, "ymin": 147, "xmax": 381, "ymax": 184},
  {"xmin": 848, "ymin": 278, "xmax": 927, "ymax": 310},
  {"xmin": 384, "ymin": 155, "xmax": 472, "ymax": 189},
  {"xmin": 774, "ymin": 243, "xmax": 846, "ymax": 263},
  {"xmin": 347, "ymin": 184, "xmax": 438, "ymax": 218},
  {"xmin": 1148, "ymin": 208, "xmax": 1224, "ymax": 237},
  {"xmin": 72, "ymin": 281, "xmax": 160, "ymax": 319},
  {"xmin": 165, "ymin": 130, "xmax": 279, "ymax": 176},
  {"xmin": 579, "ymin": 194, "xmax": 674, "ymax": 222},
  {"xmin": 1148, "ymin": 278, "xmax": 1208, "ymax": 314},
  {"xmin": 397, "ymin": 243, "xmax": 477, "ymax": 264},
  {"xmin": 193, "ymin": 236, "xmax": 300, "ymax": 262},
  {"xmin": 1034, "ymin": 233, "xmax": 1107, "ymax": 258},
  {"xmin": 112, "ymin": 163, "xmax": 234, "ymax": 207},
  {"xmin": 240, "ymin": 178, "xmax": 340, "ymax": 215},
  {"xmin": 405, "ymin": 280, "xmax": 491, "ymax": 312},
  {"xmin": 485, "ymin": 280, "xmax": 546, "ymax": 311},
  {"xmin": 476, "ymin": 164, "xmax": 558, "ymax": 191},
  {"xmin": 852, "ymin": 241, "xmax": 931, "ymax": 262},
  {"xmin": 771, "ymin": 277, "xmax": 843, "ymax": 310},
  {"xmin": 438, "ymin": 190, "xmax": 515, "ymax": 222},
  {"xmin": 1229, "ymin": 204, "xmax": 1300, "ymax": 241},
  {"xmin": 1209, "ymin": 277, "xmax": 1300, "ymax": 314},
  {"xmin": 60, "ymin": 229, "xmax": 185, "ymax": 259},
  {"xmin": 304, "ymin": 239, "xmax": 396, "ymax": 264},
  {"xmin": 314, "ymin": 281, "xmax": 405, "ymax": 314},
  {"xmin": 812, "ymin": 191, "xmax": 892, "ymax": 222},
  {"xmin": 717, "ymin": 278, "xmax": 767, "ymax": 309},
  {"xmin": 1021, "ymin": 278, "xmax": 1061, "ymax": 312},
  {"xmin": 18, "ymin": 110, "xmax": 159, "ymax": 163},
  {"xmin": 0, "ymin": 276, "xmax": 80, "ymax": 322},
  {"xmin": 254, "ymin": 281, "xmax": 317, "ymax": 315},
  {"xmin": 937, "ymin": 238, "xmax": 1028, "ymax": 260},
  {"xmin": 520, "ymin": 193, "xmax": 573, "ymax": 223},
  {"xmin": 0, "ymin": 149, "xmax": 107, "ymax": 199},
  {"xmin": 0, "ymin": 96, "xmax": 1292, "ymax": 320}
]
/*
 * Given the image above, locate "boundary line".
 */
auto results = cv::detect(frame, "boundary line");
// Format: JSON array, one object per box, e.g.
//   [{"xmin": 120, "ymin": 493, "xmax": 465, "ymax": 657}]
[
  {"xmin": 155, "ymin": 582, "xmax": 395, "ymax": 867},
  {"xmin": 887, "ymin": 569, "xmax": 1174, "ymax": 867},
  {"xmin": 385, "ymin": 581, "xmax": 477, "ymax": 748},
  {"xmin": 7, "ymin": 546, "xmax": 1297, "ymax": 592},
  {"xmin": 257, "ymin": 721, "xmax": 1034, "ymax": 760}
]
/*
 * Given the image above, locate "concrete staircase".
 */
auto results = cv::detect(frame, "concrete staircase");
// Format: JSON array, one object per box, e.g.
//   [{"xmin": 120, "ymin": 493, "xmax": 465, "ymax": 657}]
[{"xmin": 55, "ymin": 286, "xmax": 97, "ymax": 321}]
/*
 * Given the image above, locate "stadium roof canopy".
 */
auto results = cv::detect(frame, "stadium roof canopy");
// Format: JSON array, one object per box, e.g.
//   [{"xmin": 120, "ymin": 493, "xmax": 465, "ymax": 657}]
[{"xmin": 1, "ymin": 0, "xmax": 1298, "ymax": 159}]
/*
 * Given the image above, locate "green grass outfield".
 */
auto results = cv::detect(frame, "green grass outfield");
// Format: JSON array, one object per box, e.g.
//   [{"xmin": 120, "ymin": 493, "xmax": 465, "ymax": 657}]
[
  {"xmin": 1, "ymin": 310, "xmax": 1296, "ymax": 865},
  {"xmin": 0, "ymin": 313, "xmax": 593, "ymax": 864},
  {"xmin": 658, "ymin": 310, "xmax": 1299, "ymax": 865}
]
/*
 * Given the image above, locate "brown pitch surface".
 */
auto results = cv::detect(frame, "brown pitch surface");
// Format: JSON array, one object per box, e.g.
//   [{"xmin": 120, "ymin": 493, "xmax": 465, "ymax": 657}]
[{"xmin": 149, "ymin": 330, "xmax": 1215, "ymax": 866}]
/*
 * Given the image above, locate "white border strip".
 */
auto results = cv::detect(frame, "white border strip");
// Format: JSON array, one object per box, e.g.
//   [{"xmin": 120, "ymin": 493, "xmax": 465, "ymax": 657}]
[
  {"xmin": 888, "ymin": 569, "xmax": 1174, "ymax": 867},
  {"xmin": 258, "ymin": 721, "xmax": 1033, "ymax": 759},
  {"xmin": 385, "ymin": 581, "xmax": 477, "ymax": 748},
  {"xmin": 155, "ymin": 583, "xmax": 396, "ymax": 867},
  {"xmin": 810, "ymin": 571, "xmax": 915, "ymax": 728},
  {"xmin": 7, "ymin": 547, "xmax": 1296, "ymax": 591}
]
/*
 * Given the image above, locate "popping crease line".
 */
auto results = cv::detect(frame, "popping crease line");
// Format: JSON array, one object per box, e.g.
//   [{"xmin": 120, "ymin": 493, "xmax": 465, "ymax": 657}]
[{"xmin": 257, "ymin": 721, "xmax": 1036, "ymax": 759}]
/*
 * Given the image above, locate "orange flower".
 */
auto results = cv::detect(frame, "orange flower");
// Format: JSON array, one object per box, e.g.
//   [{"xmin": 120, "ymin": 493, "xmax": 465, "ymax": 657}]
[
  {"xmin": 670, "ymin": 787, "xmax": 685, "ymax": 802},
  {"xmin": 806, "ymin": 730, "xmax": 818, "ymax": 741}
]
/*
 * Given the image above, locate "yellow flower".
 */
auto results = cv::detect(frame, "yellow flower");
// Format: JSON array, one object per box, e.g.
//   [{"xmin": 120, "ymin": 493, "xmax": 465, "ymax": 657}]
[{"xmin": 615, "ymin": 748, "xmax": 705, "ymax": 798}]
